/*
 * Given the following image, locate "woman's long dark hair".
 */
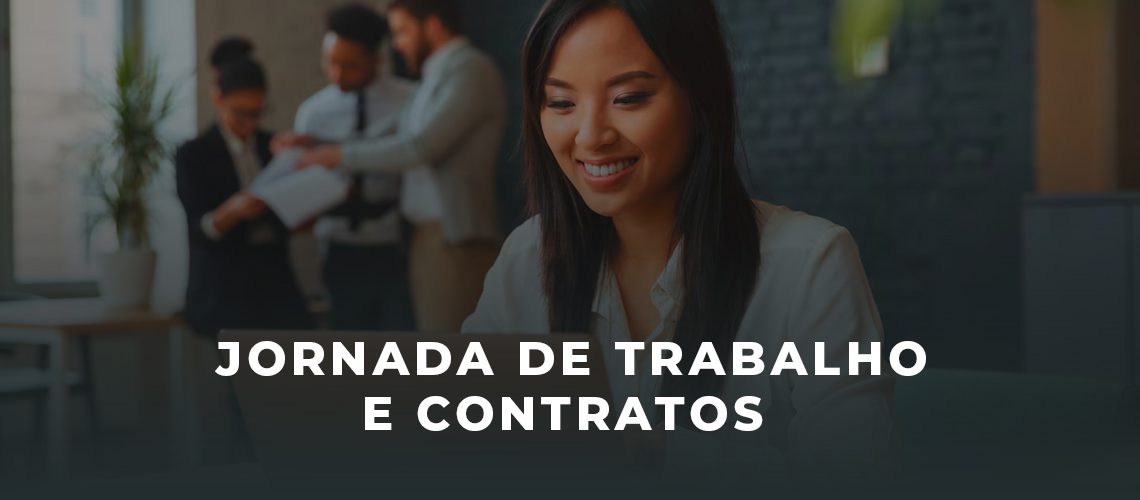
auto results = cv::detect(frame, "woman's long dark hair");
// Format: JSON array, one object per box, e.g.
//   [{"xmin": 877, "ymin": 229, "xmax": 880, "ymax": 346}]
[{"xmin": 521, "ymin": 0, "xmax": 760, "ymax": 398}]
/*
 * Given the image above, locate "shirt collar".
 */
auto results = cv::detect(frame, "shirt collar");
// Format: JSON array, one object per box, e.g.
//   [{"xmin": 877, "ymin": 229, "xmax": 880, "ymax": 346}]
[
  {"xmin": 656, "ymin": 242, "xmax": 685, "ymax": 305},
  {"xmin": 218, "ymin": 123, "xmax": 252, "ymax": 156},
  {"xmin": 338, "ymin": 76, "xmax": 384, "ymax": 99},
  {"xmin": 422, "ymin": 37, "xmax": 469, "ymax": 78},
  {"xmin": 591, "ymin": 241, "xmax": 686, "ymax": 321}
]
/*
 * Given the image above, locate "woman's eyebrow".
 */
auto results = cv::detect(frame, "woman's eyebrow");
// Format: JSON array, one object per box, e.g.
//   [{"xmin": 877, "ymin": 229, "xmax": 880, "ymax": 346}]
[
  {"xmin": 606, "ymin": 70, "xmax": 657, "ymax": 87},
  {"xmin": 545, "ymin": 71, "xmax": 658, "ymax": 90},
  {"xmin": 546, "ymin": 77, "xmax": 574, "ymax": 89}
]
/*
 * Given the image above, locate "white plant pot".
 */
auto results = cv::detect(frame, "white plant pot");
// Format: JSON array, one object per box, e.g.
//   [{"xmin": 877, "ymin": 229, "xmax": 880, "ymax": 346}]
[{"xmin": 96, "ymin": 249, "xmax": 157, "ymax": 310}]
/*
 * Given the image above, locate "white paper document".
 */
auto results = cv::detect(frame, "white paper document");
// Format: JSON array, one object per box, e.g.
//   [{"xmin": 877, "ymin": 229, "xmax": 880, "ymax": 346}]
[
  {"xmin": 250, "ymin": 153, "xmax": 349, "ymax": 229},
  {"xmin": 251, "ymin": 149, "xmax": 303, "ymax": 190}
]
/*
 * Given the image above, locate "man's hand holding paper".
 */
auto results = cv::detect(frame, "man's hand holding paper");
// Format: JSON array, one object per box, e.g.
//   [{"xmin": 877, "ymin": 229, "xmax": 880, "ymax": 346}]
[{"xmin": 296, "ymin": 144, "xmax": 343, "ymax": 171}]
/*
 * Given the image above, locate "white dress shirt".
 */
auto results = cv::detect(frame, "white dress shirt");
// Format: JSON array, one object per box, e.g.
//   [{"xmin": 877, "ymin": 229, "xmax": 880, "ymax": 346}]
[
  {"xmin": 462, "ymin": 200, "xmax": 894, "ymax": 473},
  {"xmin": 294, "ymin": 77, "xmax": 417, "ymax": 245},
  {"xmin": 398, "ymin": 39, "xmax": 469, "ymax": 225},
  {"xmin": 200, "ymin": 125, "xmax": 263, "ymax": 241}
]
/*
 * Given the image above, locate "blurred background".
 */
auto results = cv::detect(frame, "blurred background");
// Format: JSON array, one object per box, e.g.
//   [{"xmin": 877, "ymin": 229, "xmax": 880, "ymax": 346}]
[{"xmin": 0, "ymin": 0, "xmax": 1137, "ymax": 484}]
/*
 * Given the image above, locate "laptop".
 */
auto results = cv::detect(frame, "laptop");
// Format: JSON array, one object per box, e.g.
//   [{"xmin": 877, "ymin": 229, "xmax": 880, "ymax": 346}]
[{"xmin": 223, "ymin": 331, "xmax": 627, "ymax": 479}]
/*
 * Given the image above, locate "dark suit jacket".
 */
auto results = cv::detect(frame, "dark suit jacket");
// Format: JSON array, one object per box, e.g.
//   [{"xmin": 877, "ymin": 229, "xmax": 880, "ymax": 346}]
[{"xmin": 175, "ymin": 124, "xmax": 315, "ymax": 336}]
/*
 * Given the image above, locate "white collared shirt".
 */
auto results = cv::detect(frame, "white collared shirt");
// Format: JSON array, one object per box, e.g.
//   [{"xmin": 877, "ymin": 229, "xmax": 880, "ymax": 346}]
[
  {"xmin": 220, "ymin": 125, "xmax": 261, "ymax": 187},
  {"xmin": 294, "ymin": 77, "xmax": 417, "ymax": 245},
  {"xmin": 398, "ymin": 38, "xmax": 470, "ymax": 225},
  {"xmin": 462, "ymin": 200, "xmax": 894, "ymax": 472},
  {"xmin": 200, "ymin": 125, "xmax": 262, "ymax": 241},
  {"xmin": 591, "ymin": 240, "xmax": 685, "ymax": 407}
]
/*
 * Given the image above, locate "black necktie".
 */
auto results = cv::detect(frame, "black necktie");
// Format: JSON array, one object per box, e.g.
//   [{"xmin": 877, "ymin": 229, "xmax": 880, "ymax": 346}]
[
  {"xmin": 347, "ymin": 91, "xmax": 367, "ymax": 231},
  {"xmin": 355, "ymin": 90, "xmax": 368, "ymax": 134}
]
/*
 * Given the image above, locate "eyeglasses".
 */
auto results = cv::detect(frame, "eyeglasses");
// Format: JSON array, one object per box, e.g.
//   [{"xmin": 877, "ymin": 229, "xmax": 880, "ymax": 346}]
[{"xmin": 230, "ymin": 107, "xmax": 266, "ymax": 121}]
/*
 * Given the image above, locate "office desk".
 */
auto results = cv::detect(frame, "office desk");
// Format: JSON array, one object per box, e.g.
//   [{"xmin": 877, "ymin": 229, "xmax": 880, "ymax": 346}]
[{"xmin": 0, "ymin": 298, "xmax": 193, "ymax": 476}]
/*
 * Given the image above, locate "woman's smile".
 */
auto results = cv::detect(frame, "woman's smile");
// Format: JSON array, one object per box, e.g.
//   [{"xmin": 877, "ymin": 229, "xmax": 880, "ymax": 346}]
[{"xmin": 576, "ymin": 156, "xmax": 640, "ymax": 190}]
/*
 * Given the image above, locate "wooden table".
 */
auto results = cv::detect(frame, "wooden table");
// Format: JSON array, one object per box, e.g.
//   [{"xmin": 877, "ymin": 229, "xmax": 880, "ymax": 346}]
[{"xmin": 0, "ymin": 298, "xmax": 194, "ymax": 476}]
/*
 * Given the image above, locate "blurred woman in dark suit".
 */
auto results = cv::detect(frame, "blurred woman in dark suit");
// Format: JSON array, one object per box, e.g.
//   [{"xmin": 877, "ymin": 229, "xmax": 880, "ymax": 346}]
[{"xmin": 175, "ymin": 57, "xmax": 314, "ymax": 337}]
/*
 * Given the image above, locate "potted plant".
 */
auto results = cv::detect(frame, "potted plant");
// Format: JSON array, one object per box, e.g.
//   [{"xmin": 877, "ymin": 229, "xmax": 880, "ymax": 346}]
[{"xmin": 86, "ymin": 42, "xmax": 175, "ymax": 309}]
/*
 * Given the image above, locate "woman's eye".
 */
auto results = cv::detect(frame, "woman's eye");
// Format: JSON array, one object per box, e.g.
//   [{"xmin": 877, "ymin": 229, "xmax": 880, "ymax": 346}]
[
  {"xmin": 614, "ymin": 93, "xmax": 651, "ymax": 106},
  {"xmin": 546, "ymin": 100, "xmax": 575, "ymax": 110}
]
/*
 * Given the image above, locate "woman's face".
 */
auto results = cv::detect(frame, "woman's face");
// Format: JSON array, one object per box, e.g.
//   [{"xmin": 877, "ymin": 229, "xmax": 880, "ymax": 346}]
[
  {"xmin": 540, "ymin": 7, "xmax": 692, "ymax": 218},
  {"xmin": 212, "ymin": 89, "xmax": 266, "ymax": 141}
]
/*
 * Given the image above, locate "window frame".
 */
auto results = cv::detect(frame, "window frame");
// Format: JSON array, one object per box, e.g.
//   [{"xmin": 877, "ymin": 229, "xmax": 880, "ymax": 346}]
[{"xmin": 0, "ymin": 0, "xmax": 143, "ymax": 298}]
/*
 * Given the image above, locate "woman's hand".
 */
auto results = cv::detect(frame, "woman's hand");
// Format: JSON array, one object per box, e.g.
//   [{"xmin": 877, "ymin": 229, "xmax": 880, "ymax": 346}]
[
  {"xmin": 212, "ymin": 192, "xmax": 267, "ymax": 235},
  {"xmin": 293, "ymin": 217, "xmax": 318, "ymax": 233}
]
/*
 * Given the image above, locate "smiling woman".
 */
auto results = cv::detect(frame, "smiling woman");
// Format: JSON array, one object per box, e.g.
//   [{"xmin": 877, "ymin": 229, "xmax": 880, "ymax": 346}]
[
  {"xmin": 462, "ymin": 0, "xmax": 894, "ymax": 473},
  {"xmin": 523, "ymin": 1, "xmax": 756, "ymax": 368}
]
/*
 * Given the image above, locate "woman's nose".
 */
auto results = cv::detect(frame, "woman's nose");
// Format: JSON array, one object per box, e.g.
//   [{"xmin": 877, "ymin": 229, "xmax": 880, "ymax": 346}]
[{"xmin": 574, "ymin": 107, "xmax": 618, "ymax": 149}]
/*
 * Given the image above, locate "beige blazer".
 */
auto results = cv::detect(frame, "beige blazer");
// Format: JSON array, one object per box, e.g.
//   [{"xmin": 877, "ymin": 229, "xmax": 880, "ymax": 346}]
[{"xmin": 340, "ymin": 39, "xmax": 506, "ymax": 243}]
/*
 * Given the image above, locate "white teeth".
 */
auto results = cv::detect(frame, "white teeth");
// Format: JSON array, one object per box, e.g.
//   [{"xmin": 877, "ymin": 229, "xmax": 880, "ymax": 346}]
[{"xmin": 582, "ymin": 159, "xmax": 636, "ymax": 178}]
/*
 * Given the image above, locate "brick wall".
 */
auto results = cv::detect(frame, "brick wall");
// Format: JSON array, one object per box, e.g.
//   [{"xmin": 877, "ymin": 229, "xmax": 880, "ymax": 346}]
[{"xmin": 462, "ymin": 0, "xmax": 1035, "ymax": 370}]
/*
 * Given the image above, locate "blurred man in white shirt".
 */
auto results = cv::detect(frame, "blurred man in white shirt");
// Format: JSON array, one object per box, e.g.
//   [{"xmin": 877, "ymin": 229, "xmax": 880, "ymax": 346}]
[{"xmin": 287, "ymin": 4, "xmax": 418, "ymax": 331}]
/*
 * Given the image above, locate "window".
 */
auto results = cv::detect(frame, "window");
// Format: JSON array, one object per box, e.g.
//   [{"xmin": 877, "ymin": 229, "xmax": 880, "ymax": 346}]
[
  {"xmin": 7, "ymin": 0, "xmax": 121, "ymax": 286},
  {"xmin": 2, "ymin": 0, "xmax": 194, "ymax": 300}
]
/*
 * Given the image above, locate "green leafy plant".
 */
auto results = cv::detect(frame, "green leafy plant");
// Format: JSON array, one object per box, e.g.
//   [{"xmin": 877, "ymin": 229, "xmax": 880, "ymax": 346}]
[
  {"xmin": 831, "ymin": 0, "xmax": 1105, "ymax": 81},
  {"xmin": 831, "ymin": 0, "xmax": 933, "ymax": 81},
  {"xmin": 86, "ymin": 41, "xmax": 176, "ymax": 250}
]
